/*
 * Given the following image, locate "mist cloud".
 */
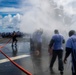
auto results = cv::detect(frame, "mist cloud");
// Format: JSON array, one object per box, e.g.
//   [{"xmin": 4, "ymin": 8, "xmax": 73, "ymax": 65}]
[
  {"xmin": 20, "ymin": 0, "xmax": 66, "ymax": 34},
  {"xmin": 19, "ymin": 0, "xmax": 76, "ymax": 36}
]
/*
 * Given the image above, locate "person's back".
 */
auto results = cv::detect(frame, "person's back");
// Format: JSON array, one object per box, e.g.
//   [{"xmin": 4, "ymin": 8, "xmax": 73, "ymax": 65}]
[
  {"xmin": 35, "ymin": 31, "xmax": 42, "ymax": 43},
  {"xmin": 67, "ymin": 34, "xmax": 76, "ymax": 72},
  {"xmin": 49, "ymin": 29, "xmax": 65, "ymax": 75},
  {"xmin": 30, "ymin": 29, "xmax": 43, "ymax": 54},
  {"xmin": 64, "ymin": 30, "xmax": 76, "ymax": 75},
  {"xmin": 49, "ymin": 29, "xmax": 65, "ymax": 50},
  {"xmin": 52, "ymin": 34, "xmax": 64, "ymax": 50},
  {"xmin": 71, "ymin": 35, "xmax": 76, "ymax": 73}
]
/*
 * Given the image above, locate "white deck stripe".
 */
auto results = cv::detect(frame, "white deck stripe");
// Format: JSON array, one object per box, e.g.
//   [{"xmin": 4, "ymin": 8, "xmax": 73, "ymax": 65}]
[{"xmin": 0, "ymin": 54, "xmax": 30, "ymax": 64}]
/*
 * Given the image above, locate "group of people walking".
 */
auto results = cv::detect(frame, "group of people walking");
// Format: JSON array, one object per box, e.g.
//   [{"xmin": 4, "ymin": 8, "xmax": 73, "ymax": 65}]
[
  {"xmin": 48, "ymin": 29, "xmax": 76, "ymax": 75},
  {"xmin": 30, "ymin": 29, "xmax": 76, "ymax": 75}
]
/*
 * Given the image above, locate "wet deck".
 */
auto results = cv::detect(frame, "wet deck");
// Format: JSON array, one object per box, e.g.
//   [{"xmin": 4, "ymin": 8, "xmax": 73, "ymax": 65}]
[{"xmin": 0, "ymin": 38, "xmax": 72, "ymax": 75}]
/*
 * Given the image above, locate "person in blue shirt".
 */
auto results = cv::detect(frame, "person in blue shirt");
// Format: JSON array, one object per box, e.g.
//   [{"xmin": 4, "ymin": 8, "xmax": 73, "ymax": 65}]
[
  {"xmin": 64, "ymin": 30, "xmax": 76, "ymax": 75},
  {"xmin": 30, "ymin": 29, "xmax": 43, "ymax": 55},
  {"xmin": 48, "ymin": 29, "xmax": 65, "ymax": 75}
]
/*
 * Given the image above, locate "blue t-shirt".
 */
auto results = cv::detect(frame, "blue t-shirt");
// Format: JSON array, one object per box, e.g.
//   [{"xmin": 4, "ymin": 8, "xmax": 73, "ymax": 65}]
[
  {"xmin": 66, "ymin": 35, "xmax": 76, "ymax": 72},
  {"xmin": 31, "ymin": 31, "xmax": 42, "ymax": 43},
  {"xmin": 52, "ymin": 34, "xmax": 64, "ymax": 50},
  {"xmin": 66, "ymin": 35, "xmax": 76, "ymax": 61}
]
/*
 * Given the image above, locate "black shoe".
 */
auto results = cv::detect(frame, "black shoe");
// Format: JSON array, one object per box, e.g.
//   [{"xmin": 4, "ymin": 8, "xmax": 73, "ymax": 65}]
[
  {"xmin": 60, "ymin": 71, "xmax": 63, "ymax": 75},
  {"xmin": 50, "ymin": 68, "xmax": 55, "ymax": 74},
  {"xmin": 15, "ymin": 43, "xmax": 17, "ymax": 46},
  {"xmin": 11, "ymin": 44, "xmax": 13, "ymax": 47}
]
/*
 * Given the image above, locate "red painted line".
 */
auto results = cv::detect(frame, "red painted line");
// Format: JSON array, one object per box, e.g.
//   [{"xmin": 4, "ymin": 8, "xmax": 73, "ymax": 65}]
[{"xmin": 0, "ymin": 50, "xmax": 32, "ymax": 75}]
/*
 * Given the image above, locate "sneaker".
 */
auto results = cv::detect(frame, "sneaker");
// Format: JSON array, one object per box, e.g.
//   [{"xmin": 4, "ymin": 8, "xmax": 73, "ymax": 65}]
[{"xmin": 60, "ymin": 71, "xmax": 63, "ymax": 75}]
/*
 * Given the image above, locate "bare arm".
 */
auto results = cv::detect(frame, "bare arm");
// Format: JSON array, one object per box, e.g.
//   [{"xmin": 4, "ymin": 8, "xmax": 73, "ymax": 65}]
[
  {"xmin": 64, "ymin": 47, "xmax": 72, "ymax": 63},
  {"xmin": 48, "ymin": 39, "xmax": 54, "ymax": 54}
]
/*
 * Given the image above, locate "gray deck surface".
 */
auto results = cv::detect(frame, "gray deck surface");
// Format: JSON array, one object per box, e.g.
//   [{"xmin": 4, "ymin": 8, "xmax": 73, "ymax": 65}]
[{"xmin": 0, "ymin": 38, "xmax": 72, "ymax": 75}]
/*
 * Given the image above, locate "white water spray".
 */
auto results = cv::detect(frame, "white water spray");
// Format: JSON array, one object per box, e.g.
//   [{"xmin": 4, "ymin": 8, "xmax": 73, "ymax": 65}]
[{"xmin": 19, "ymin": 0, "xmax": 76, "ymax": 36}]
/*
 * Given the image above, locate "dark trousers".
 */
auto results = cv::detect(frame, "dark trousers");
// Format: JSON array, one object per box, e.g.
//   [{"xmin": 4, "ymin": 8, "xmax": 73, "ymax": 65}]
[
  {"xmin": 72, "ymin": 73, "xmax": 76, "ymax": 75},
  {"xmin": 72, "ymin": 66, "xmax": 76, "ymax": 75},
  {"xmin": 12, "ymin": 39, "xmax": 17, "ymax": 45},
  {"xmin": 50, "ymin": 50, "xmax": 64, "ymax": 71},
  {"xmin": 30, "ymin": 39, "xmax": 42, "ymax": 51}
]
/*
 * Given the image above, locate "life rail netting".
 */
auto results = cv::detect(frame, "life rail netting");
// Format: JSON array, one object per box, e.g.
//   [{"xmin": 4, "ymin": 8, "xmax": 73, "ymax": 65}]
[{"xmin": 0, "ymin": 38, "xmax": 32, "ymax": 75}]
